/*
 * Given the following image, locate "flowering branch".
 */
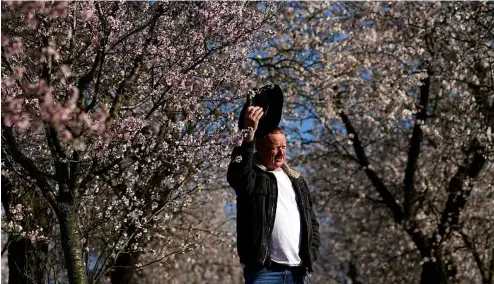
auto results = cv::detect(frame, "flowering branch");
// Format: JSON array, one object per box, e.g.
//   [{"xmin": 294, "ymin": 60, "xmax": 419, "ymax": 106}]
[{"xmin": 403, "ymin": 71, "xmax": 431, "ymax": 219}]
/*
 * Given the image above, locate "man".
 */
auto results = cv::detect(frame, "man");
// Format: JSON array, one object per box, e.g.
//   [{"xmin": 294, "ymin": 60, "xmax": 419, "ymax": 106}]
[{"xmin": 227, "ymin": 105, "xmax": 321, "ymax": 284}]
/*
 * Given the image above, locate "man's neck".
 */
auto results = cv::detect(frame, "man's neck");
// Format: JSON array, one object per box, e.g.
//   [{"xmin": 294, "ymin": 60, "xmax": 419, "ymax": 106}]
[{"xmin": 268, "ymin": 167, "xmax": 282, "ymax": 172}]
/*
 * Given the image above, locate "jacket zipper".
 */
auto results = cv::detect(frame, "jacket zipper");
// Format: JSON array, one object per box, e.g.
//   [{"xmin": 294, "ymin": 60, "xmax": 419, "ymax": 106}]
[
  {"xmin": 262, "ymin": 242, "xmax": 268, "ymax": 263},
  {"xmin": 263, "ymin": 174, "xmax": 277, "ymax": 264}
]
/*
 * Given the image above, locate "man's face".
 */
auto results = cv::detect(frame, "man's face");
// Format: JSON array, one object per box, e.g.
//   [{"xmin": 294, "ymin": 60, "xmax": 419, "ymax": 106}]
[{"xmin": 258, "ymin": 133, "xmax": 286, "ymax": 171}]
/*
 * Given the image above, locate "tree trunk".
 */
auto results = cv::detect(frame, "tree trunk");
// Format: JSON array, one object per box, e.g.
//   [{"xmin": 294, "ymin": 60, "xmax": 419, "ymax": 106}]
[
  {"xmin": 420, "ymin": 261, "xmax": 442, "ymax": 284},
  {"xmin": 57, "ymin": 202, "xmax": 88, "ymax": 284},
  {"xmin": 110, "ymin": 225, "xmax": 141, "ymax": 284},
  {"xmin": 8, "ymin": 237, "xmax": 48, "ymax": 284},
  {"xmin": 420, "ymin": 260, "xmax": 455, "ymax": 284},
  {"xmin": 3, "ymin": 175, "xmax": 49, "ymax": 284},
  {"xmin": 110, "ymin": 251, "xmax": 141, "ymax": 284},
  {"xmin": 8, "ymin": 237, "xmax": 30, "ymax": 284}
]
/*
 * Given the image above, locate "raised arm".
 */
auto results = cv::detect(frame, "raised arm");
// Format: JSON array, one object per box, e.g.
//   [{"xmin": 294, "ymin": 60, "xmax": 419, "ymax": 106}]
[{"xmin": 227, "ymin": 106, "xmax": 263, "ymax": 196}]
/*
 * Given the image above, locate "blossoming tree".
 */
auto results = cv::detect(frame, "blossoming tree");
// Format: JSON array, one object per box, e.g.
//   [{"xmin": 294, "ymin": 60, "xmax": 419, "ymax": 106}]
[
  {"xmin": 1, "ymin": 2, "xmax": 276, "ymax": 283},
  {"xmin": 254, "ymin": 2, "xmax": 493, "ymax": 283}
]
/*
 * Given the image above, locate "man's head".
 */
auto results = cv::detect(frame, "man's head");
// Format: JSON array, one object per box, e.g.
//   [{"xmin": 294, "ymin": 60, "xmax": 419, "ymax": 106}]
[{"xmin": 255, "ymin": 127, "xmax": 286, "ymax": 171}]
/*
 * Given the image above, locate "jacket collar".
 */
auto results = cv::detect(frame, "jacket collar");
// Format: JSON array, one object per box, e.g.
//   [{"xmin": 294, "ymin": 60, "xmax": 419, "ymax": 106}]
[{"xmin": 253, "ymin": 154, "xmax": 301, "ymax": 179}]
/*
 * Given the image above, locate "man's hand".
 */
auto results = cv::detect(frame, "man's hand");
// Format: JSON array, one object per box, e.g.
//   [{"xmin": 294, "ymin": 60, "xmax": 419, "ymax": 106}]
[{"xmin": 244, "ymin": 106, "xmax": 263, "ymax": 142}]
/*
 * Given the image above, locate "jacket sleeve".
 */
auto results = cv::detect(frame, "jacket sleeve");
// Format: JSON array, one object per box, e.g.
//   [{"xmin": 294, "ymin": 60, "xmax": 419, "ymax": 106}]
[
  {"xmin": 306, "ymin": 180, "xmax": 321, "ymax": 262},
  {"xmin": 226, "ymin": 140, "xmax": 257, "ymax": 196},
  {"xmin": 309, "ymin": 201, "xmax": 321, "ymax": 262}
]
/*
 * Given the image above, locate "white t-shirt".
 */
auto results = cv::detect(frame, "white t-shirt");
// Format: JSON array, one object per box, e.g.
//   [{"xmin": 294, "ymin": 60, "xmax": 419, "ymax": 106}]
[{"xmin": 268, "ymin": 169, "xmax": 302, "ymax": 266}]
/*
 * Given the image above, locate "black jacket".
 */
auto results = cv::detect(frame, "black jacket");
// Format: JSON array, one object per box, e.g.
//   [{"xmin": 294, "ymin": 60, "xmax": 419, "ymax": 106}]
[{"xmin": 227, "ymin": 140, "xmax": 321, "ymax": 272}]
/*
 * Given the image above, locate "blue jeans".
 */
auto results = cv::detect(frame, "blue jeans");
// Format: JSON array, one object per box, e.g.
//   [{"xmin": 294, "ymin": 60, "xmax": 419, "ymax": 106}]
[{"xmin": 243, "ymin": 266, "xmax": 311, "ymax": 284}]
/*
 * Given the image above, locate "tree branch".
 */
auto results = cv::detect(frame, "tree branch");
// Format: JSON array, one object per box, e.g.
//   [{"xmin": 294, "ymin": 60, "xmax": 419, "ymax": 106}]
[
  {"xmin": 338, "ymin": 109, "xmax": 405, "ymax": 223},
  {"xmin": 459, "ymin": 230, "xmax": 489, "ymax": 283},
  {"xmin": 2, "ymin": 127, "xmax": 59, "ymax": 213},
  {"xmin": 109, "ymin": 4, "xmax": 164, "ymax": 50},
  {"xmin": 336, "ymin": 94, "xmax": 436, "ymax": 258},
  {"xmin": 438, "ymin": 138, "xmax": 486, "ymax": 239},
  {"xmin": 68, "ymin": 150, "xmax": 80, "ymax": 192},
  {"xmin": 403, "ymin": 72, "xmax": 431, "ymax": 218},
  {"xmin": 488, "ymin": 248, "xmax": 494, "ymax": 284},
  {"xmin": 107, "ymin": 4, "xmax": 165, "ymax": 124}
]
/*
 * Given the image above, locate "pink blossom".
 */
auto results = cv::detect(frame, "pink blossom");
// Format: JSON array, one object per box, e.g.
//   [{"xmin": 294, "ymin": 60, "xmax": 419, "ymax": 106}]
[
  {"xmin": 13, "ymin": 65, "xmax": 25, "ymax": 77},
  {"xmin": 1, "ymin": 35, "xmax": 8, "ymax": 46},
  {"xmin": 61, "ymin": 65, "xmax": 71, "ymax": 78},
  {"xmin": 60, "ymin": 130, "xmax": 73, "ymax": 141},
  {"xmin": 16, "ymin": 115, "xmax": 29, "ymax": 130},
  {"xmin": 82, "ymin": 8, "xmax": 94, "ymax": 21},
  {"xmin": 92, "ymin": 35, "xmax": 99, "ymax": 46}
]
